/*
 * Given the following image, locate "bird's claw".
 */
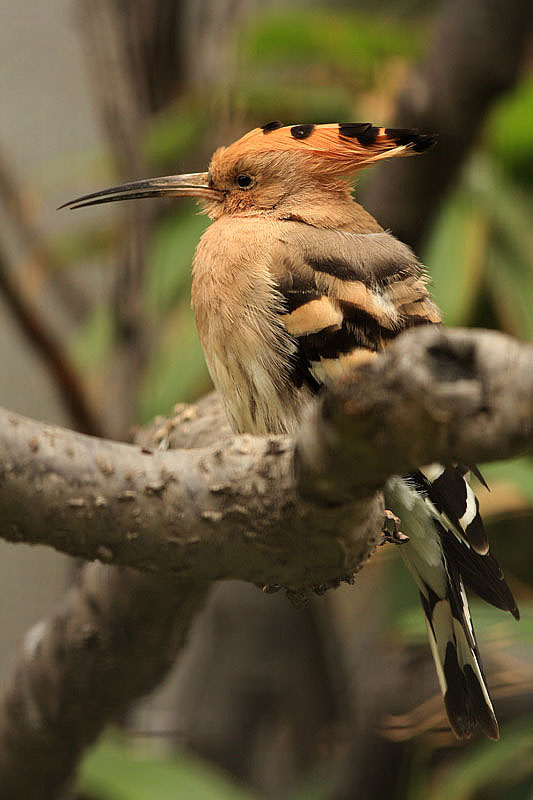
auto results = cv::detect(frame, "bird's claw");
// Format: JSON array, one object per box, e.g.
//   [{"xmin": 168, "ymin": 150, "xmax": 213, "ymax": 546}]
[{"xmin": 380, "ymin": 510, "xmax": 409, "ymax": 545}]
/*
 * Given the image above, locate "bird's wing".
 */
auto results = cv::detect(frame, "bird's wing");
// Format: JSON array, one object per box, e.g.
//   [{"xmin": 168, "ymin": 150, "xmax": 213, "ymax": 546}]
[
  {"xmin": 270, "ymin": 222, "xmax": 515, "ymax": 574},
  {"xmin": 270, "ymin": 224, "xmax": 440, "ymax": 391}
]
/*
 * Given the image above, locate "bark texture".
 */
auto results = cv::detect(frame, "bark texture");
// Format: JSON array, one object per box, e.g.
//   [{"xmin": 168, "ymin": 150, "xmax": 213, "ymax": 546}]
[
  {"xmin": 0, "ymin": 327, "xmax": 531, "ymax": 581},
  {"xmin": 0, "ymin": 567, "xmax": 208, "ymax": 800},
  {"xmin": 0, "ymin": 325, "xmax": 531, "ymax": 798}
]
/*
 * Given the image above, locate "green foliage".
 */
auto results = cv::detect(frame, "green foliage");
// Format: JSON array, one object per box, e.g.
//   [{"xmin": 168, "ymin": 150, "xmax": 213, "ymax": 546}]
[
  {"xmin": 425, "ymin": 721, "xmax": 533, "ymax": 800},
  {"xmin": 144, "ymin": 107, "xmax": 206, "ymax": 171},
  {"xmin": 423, "ymin": 157, "xmax": 533, "ymax": 339},
  {"xmin": 145, "ymin": 204, "xmax": 209, "ymax": 314},
  {"xmin": 77, "ymin": 734, "xmax": 259, "ymax": 800},
  {"xmin": 485, "ymin": 76, "xmax": 533, "ymax": 187},
  {"xmin": 242, "ymin": 9, "xmax": 422, "ymax": 82},
  {"xmin": 137, "ymin": 296, "xmax": 211, "ymax": 423},
  {"xmin": 425, "ymin": 71, "xmax": 533, "ymax": 340},
  {"xmin": 423, "ymin": 187, "xmax": 487, "ymax": 326}
]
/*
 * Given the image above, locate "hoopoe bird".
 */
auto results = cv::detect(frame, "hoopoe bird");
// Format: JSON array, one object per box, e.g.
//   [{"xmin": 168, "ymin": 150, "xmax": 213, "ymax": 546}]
[{"xmin": 62, "ymin": 121, "xmax": 519, "ymax": 740}]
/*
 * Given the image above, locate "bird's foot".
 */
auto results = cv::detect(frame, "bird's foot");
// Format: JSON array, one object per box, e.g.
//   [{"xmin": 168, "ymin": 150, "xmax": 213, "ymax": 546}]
[{"xmin": 380, "ymin": 510, "xmax": 409, "ymax": 545}]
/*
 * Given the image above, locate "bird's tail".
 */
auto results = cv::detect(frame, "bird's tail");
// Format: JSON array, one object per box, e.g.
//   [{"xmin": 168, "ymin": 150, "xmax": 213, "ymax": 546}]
[
  {"xmin": 407, "ymin": 545, "xmax": 499, "ymax": 740},
  {"xmin": 386, "ymin": 475, "xmax": 518, "ymax": 740}
]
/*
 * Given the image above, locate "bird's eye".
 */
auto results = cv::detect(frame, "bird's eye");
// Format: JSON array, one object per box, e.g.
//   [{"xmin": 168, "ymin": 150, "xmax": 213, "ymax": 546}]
[{"xmin": 235, "ymin": 173, "xmax": 254, "ymax": 190}]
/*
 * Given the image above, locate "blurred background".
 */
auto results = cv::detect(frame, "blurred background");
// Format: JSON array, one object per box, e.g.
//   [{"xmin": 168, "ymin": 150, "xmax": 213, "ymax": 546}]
[{"xmin": 1, "ymin": 0, "xmax": 533, "ymax": 798}]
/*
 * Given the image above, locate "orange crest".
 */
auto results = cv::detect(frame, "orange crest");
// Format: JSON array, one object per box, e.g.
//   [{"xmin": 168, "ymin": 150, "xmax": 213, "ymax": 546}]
[{"xmin": 222, "ymin": 122, "xmax": 436, "ymax": 176}]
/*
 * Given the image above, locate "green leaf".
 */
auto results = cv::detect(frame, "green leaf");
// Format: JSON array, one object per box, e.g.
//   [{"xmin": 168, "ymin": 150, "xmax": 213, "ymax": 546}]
[
  {"xmin": 423, "ymin": 187, "xmax": 487, "ymax": 325},
  {"xmin": 146, "ymin": 205, "xmax": 209, "ymax": 314},
  {"xmin": 242, "ymin": 10, "xmax": 422, "ymax": 80},
  {"xmin": 485, "ymin": 240, "xmax": 533, "ymax": 340},
  {"xmin": 479, "ymin": 457, "xmax": 533, "ymax": 507},
  {"xmin": 137, "ymin": 297, "xmax": 210, "ymax": 423},
  {"xmin": 78, "ymin": 734, "xmax": 260, "ymax": 800},
  {"xmin": 424, "ymin": 156, "xmax": 533, "ymax": 338},
  {"xmin": 426, "ymin": 719, "xmax": 533, "ymax": 800},
  {"xmin": 465, "ymin": 158, "xmax": 533, "ymax": 278},
  {"xmin": 485, "ymin": 76, "xmax": 533, "ymax": 186}
]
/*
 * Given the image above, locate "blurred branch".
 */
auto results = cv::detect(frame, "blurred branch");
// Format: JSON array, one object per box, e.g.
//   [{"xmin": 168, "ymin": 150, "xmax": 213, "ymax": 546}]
[
  {"xmin": 0, "ymin": 566, "xmax": 208, "ymax": 800},
  {"xmin": 76, "ymin": 0, "xmax": 149, "ymax": 176},
  {"xmin": 0, "ymin": 153, "xmax": 90, "ymax": 319},
  {"xmin": 0, "ymin": 249, "xmax": 103, "ymax": 437},
  {"xmin": 361, "ymin": 0, "xmax": 533, "ymax": 250},
  {"xmin": 76, "ymin": 0, "xmax": 155, "ymax": 438},
  {"xmin": 0, "ymin": 150, "xmax": 104, "ymax": 436},
  {"xmin": 119, "ymin": 0, "xmax": 188, "ymax": 112},
  {"xmin": 0, "ymin": 325, "xmax": 531, "ymax": 796}
]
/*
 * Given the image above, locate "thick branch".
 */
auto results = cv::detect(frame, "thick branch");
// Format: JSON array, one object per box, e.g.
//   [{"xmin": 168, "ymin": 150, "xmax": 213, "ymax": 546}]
[
  {"xmin": 0, "ymin": 396, "xmax": 379, "ymax": 590},
  {"xmin": 0, "ymin": 327, "xmax": 531, "ymax": 587},
  {"xmin": 0, "ymin": 395, "xmax": 225, "ymax": 800},
  {"xmin": 0, "ymin": 566, "xmax": 208, "ymax": 799},
  {"xmin": 299, "ymin": 326, "xmax": 533, "ymax": 497}
]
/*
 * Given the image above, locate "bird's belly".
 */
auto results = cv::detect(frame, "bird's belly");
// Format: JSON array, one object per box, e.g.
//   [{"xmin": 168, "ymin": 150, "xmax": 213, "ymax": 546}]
[
  {"xmin": 205, "ymin": 344, "xmax": 308, "ymax": 435},
  {"xmin": 197, "ymin": 301, "xmax": 310, "ymax": 434},
  {"xmin": 191, "ymin": 221, "xmax": 314, "ymax": 434}
]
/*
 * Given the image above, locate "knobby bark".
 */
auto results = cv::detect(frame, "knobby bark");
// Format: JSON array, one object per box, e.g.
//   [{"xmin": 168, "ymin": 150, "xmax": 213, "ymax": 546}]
[
  {"xmin": 0, "ymin": 325, "xmax": 531, "ymax": 798},
  {"xmin": 0, "ymin": 327, "xmax": 531, "ymax": 581},
  {"xmin": 0, "ymin": 567, "xmax": 208, "ymax": 799}
]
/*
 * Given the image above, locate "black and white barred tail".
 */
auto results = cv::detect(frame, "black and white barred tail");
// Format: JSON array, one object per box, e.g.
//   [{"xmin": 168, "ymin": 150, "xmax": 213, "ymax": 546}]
[
  {"xmin": 418, "ymin": 544, "xmax": 499, "ymax": 739},
  {"xmin": 386, "ymin": 473, "xmax": 518, "ymax": 740}
]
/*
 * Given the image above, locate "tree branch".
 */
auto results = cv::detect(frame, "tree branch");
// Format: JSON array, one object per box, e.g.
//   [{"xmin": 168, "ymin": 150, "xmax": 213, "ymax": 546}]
[
  {"xmin": 0, "ymin": 157, "xmax": 104, "ymax": 437},
  {"xmin": 0, "ymin": 249, "xmax": 104, "ymax": 438},
  {"xmin": 0, "ymin": 325, "xmax": 531, "ymax": 798},
  {"xmin": 0, "ymin": 148, "xmax": 91, "ymax": 321},
  {"xmin": 76, "ymin": 0, "xmax": 154, "ymax": 438},
  {"xmin": 361, "ymin": 0, "xmax": 533, "ymax": 250},
  {"xmin": 0, "ymin": 326, "xmax": 531, "ymax": 584},
  {"xmin": 0, "ymin": 567, "xmax": 208, "ymax": 800}
]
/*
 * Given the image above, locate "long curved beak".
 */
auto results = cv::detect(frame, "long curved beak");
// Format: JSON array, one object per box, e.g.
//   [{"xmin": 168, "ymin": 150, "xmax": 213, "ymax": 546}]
[{"xmin": 58, "ymin": 172, "xmax": 221, "ymax": 210}]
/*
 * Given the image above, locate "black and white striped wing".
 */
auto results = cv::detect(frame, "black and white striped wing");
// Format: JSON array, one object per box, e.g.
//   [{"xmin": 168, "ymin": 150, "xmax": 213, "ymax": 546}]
[
  {"xmin": 270, "ymin": 225, "xmax": 440, "ymax": 391},
  {"xmin": 271, "ymin": 224, "xmax": 508, "ymax": 560}
]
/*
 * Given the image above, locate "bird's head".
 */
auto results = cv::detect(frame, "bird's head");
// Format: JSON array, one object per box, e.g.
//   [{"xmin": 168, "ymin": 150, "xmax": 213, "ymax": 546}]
[{"xmin": 60, "ymin": 122, "xmax": 436, "ymax": 222}]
